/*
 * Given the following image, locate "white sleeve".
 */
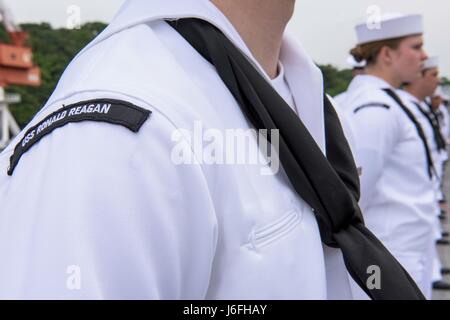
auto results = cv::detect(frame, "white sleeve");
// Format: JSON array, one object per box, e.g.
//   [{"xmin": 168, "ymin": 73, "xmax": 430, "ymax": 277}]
[
  {"xmin": 346, "ymin": 106, "xmax": 398, "ymax": 211},
  {"xmin": 0, "ymin": 95, "xmax": 218, "ymax": 299}
]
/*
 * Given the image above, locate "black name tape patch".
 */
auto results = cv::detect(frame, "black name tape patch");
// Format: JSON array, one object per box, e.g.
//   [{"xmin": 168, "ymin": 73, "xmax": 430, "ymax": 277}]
[
  {"xmin": 8, "ymin": 99, "xmax": 151, "ymax": 176},
  {"xmin": 353, "ymin": 103, "xmax": 390, "ymax": 114}
]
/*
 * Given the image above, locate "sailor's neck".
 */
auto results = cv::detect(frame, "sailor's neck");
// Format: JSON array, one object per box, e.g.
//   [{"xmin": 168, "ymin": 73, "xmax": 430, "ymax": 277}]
[
  {"xmin": 211, "ymin": 0, "xmax": 295, "ymax": 79},
  {"xmin": 405, "ymin": 87, "xmax": 427, "ymax": 102},
  {"xmin": 365, "ymin": 66, "xmax": 402, "ymax": 89}
]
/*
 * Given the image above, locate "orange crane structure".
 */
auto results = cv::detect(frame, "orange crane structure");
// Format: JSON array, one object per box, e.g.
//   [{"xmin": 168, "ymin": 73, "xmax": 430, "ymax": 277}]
[{"xmin": 0, "ymin": 0, "xmax": 41, "ymax": 149}]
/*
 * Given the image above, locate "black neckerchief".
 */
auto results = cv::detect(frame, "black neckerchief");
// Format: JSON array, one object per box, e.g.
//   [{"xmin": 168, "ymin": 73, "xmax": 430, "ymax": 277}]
[
  {"xmin": 383, "ymin": 89, "xmax": 435, "ymax": 179},
  {"xmin": 411, "ymin": 100, "xmax": 446, "ymax": 152},
  {"xmin": 426, "ymin": 102, "xmax": 446, "ymax": 145}
]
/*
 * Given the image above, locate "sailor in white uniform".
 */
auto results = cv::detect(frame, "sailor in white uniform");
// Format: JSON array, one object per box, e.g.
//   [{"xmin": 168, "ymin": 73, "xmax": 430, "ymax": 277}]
[
  {"xmin": 436, "ymin": 90, "xmax": 450, "ymax": 145},
  {"xmin": 434, "ymin": 88, "xmax": 450, "ymax": 173},
  {"xmin": 398, "ymin": 56, "xmax": 445, "ymax": 297},
  {"xmin": 428, "ymin": 89, "xmax": 450, "ymax": 289},
  {"xmin": 342, "ymin": 13, "xmax": 435, "ymax": 298},
  {"xmin": 430, "ymin": 88, "xmax": 450, "ymax": 137},
  {"xmin": 399, "ymin": 57, "xmax": 444, "ymax": 212},
  {"xmin": 428, "ymin": 88, "xmax": 450, "ymax": 207}
]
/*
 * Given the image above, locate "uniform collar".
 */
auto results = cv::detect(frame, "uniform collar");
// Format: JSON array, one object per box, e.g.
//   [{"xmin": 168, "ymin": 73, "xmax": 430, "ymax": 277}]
[
  {"xmin": 82, "ymin": 0, "xmax": 326, "ymax": 152},
  {"xmin": 281, "ymin": 32, "xmax": 325, "ymax": 152},
  {"xmin": 83, "ymin": 0, "xmax": 260, "ymax": 76},
  {"xmin": 348, "ymin": 74, "xmax": 394, "ymax": 92}
]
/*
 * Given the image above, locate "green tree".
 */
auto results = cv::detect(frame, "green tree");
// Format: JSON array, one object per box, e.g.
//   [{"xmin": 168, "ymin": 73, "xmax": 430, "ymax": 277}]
[
  {"xmin": 319, "ymin": 64, "xmax": 353, "ymax": 97},
  {"xmin": 1, "ymin": 22, "xmax": 106, "ymax": 127}
]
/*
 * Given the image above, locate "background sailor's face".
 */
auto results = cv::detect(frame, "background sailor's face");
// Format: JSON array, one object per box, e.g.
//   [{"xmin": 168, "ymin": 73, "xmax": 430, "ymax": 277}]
[
  {"xmin": 422, "ymin": 67, "xmax": 440, "ymax": 97},
  {"xmin": 391, "ymin": 35, "xmax": 427, "ymax": 83},
  {"xmin": 431, "ymin": 96, "xmax": 443, "ymax": 109}
]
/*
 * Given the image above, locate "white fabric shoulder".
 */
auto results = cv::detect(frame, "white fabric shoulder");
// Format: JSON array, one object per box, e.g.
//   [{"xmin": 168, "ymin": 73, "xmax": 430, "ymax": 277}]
[{"xmin": 0, "ymin": 90, "xmax": 218, "ymax": 299}]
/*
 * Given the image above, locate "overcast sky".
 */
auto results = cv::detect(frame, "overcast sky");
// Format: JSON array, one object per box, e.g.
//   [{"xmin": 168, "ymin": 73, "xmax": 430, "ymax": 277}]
[{"xmin": 5, "ymin": 0, "xmax": 450, "ymax": 77}]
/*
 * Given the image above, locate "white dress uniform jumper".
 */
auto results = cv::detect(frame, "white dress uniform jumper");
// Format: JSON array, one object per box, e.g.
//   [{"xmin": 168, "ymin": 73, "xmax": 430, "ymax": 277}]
[
  {"xmin": 343, "ymin": 75, "xmax": 436, "ymax": 298},
  {"xmin": 397, "ymin": 89, "xmax": 444, "ymax": 298}
]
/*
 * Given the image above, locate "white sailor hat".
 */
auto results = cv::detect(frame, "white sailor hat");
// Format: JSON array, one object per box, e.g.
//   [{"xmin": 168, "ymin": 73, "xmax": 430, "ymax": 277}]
[
  {"xmin": 355, "ymin": 13, "xmax": 423, "ymax": 45},
  {"xmin": 423, "ymin": 56, "xmax": 439, "ymax": 70},
  {"xmin": 347, "ymin": 55, "xmax": 366, "ymax": 69}
]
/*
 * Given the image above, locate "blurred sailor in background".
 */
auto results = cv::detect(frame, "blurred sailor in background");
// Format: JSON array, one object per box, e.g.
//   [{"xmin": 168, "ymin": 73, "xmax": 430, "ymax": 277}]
[
  {"xmin": 427, "ymin": 87, "xmax": 450, "ymax": 216},
  {"xmin": 342, "ymin": 13, "xmax": 435, "ymax": 298},
  {"xmin": 399, "ymin": 56, "xmax": 450, "ymax": 295}
]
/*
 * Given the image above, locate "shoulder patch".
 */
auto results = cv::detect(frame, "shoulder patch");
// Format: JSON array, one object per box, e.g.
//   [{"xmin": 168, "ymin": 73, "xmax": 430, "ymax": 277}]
[
  {"xmin": 7, "ymin": 99, "xmax": 151, "ymax": 176},
  {"xmin": 354, "ymin": 103, "xmax": 390, "ymax": 114}
]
